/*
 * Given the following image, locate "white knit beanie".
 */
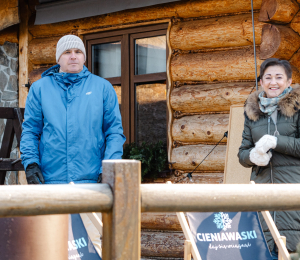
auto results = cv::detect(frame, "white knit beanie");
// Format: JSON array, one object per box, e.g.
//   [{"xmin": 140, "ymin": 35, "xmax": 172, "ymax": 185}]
[{"xmin": 56, "ymin": 35, "xmax": 86, "ymax": 62}]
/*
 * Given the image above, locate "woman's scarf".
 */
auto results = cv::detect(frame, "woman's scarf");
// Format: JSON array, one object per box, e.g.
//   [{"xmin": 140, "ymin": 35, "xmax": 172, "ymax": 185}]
[{"xmin": 258, "ymin": 86, "xmax": 292, "ymax": 115}]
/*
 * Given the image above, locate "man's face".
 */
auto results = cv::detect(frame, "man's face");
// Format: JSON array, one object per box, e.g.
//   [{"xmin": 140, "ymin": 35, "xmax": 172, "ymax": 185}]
[{"xmin": 58, "ymin": 48, "xmax": 85, "ymax": 73}]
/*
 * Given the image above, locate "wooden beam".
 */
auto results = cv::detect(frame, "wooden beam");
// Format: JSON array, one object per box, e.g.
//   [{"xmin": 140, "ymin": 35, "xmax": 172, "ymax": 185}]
[
  {"xmin": 0, "ymin": 184, "xmax": 113, "ymax": 217},
  {"xmin": 0, "ymin": 0, "xmax": 20, "ymax": 31},
  {"xmin": 170, "ymin": 13, "xmax": 264, "ymax": 50},
  {"xmin": 171, "ymin": 47, "xmax": 262, "ymax": 82},
  {"xmin": 172, "ymin": 114, "xmax": 229, "ymax": 143},
  {"xmin": 260, "ymin": 24, "xmax": 300, "ymax": 60},
  {"xmin": 19, "ymin": 0, "xmax": 29, "ymax": 108},
  {"xmin": 259, "ymin": 0, "xmax": 299, "ymax": 23},
  {"xmin": 102, "ymin": 160, "xmax": 141, "ymax": 260},
  {"xmin": 141, "ymin": 183, "xmax": 300, "ymax": 212},
  {"xmin": 171, "ymin": 144, "xmax": 226, "ymax": 171}
]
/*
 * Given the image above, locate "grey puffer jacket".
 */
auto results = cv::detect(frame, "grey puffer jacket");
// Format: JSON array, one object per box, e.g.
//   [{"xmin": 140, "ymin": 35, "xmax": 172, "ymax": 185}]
[{"xmin": 238, "ymin": 86, "xmax": 300, "ymax": 252}]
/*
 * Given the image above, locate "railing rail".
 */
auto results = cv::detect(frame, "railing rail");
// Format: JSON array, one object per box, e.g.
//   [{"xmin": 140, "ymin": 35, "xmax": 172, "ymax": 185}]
[{"xmin": 0, "ymin": 160, "xmax": 299, "ymax": 259}]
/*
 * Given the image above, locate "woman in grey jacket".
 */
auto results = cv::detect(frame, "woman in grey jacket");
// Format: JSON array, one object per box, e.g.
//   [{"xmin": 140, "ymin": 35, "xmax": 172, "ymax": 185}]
[{"xmin": 238, "ymin": 58, "xmax": 300, "ymax": 259}]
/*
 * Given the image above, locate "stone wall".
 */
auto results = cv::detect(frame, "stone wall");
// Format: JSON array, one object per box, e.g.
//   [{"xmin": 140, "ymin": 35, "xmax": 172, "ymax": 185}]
[{"xmin": 0, "ymin": 42, "xmax": 19, "ymax": 184}]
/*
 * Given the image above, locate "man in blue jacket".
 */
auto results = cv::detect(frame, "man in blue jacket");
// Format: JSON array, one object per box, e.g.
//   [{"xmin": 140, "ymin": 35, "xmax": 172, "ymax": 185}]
[{"xmin": 20, "ymin": 35, "xmax": 126, "ymax": 184}]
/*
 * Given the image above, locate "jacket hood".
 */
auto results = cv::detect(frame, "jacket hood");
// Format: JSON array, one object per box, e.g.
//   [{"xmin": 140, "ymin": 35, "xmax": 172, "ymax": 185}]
[{"xmin": 245, "ymin": 85, "xmax": 300, "ymax": 121}]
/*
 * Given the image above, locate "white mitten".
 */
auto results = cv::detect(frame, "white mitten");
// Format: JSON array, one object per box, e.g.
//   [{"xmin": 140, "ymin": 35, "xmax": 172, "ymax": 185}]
[
  {"xmin": 249, "ymin": 148, "xmax": 271, "ymax": 166},
  {"xmin": 255, "ymin": 135, "xmax": 277, "ymax": 154}
]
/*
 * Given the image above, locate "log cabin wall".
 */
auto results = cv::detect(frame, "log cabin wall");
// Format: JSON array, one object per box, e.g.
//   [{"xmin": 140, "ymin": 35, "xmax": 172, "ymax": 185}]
[{"xmin": 18, "ymin": 0, "xmax": 300, "ymax": 258}]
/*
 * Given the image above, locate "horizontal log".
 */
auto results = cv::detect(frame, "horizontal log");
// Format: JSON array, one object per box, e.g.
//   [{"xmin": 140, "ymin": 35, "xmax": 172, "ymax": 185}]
[
  {"xmin": 170, "ymin": 13, "xmax": 264, "ymax": 50},
  {"xmin": 0, "ymin": 0, "xmax": 19, "ymax": 31},
  {"xmin": 28, "ymin": 66, "xmax": 51, "ymax": 83},
  {"xmin": 141, "ymin": 184, "xmax": 300, "ymax": 212},
  {"xmin": 170, "ymin": 82, "xmax": 254, "ymax": 113},
  {"xmin": 141, "ymin": 230, "xmax": 184, "ymax": 258},
  {"xmin": 171, "ymin": 144, "xmax": 226, "ymax": 171},
  {"xmin": 29, "ymin": 0, "xmax": 262, "ymax": 38},
  {"xmin": 29, "ymin": 37, "xmax": 59, "ymax": 65},
  {"xmin": 259, "ymin": 0, "xmax": 299, "ymax": 23},
  {"xmin": 141, "ymin": 212, "xmax": 181, "ymax": 231},
  {"xmin": 260, "ymin": 24, "xmax": 300, "ymax": 60},
  {"xmin": 150, "ymin": 172, "xmax": 224, "ymax": 184},
  {"xmin": 291, "ymin": 11, "xmax": 300, "ymax": 35},
  {"xmin": 292, "ymin": 66, "xmax": 300, "ymax": 84},
  {"xmin": 0, "ymin": 184, "xmax": 112, "ymax": 217},
  {"xmin": 171, "ymin": 47, "xmax": 263, "ymax": 82},
  {"xmin": 0, "ymin": 25, "xmax": 18, "ymax": 45},
  {"xmin": 172, "ymin": 114, "xmax": 229, "ymax": 143}
]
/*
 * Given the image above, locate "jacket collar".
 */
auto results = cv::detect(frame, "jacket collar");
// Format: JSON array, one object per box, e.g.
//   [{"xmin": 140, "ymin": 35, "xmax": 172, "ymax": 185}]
[{"xmin": 245, "ymin": 85, "xmax": 300, "ymax": 121}]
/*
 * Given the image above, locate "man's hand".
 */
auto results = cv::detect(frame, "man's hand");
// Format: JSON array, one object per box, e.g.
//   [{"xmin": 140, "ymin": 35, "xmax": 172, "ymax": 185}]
[
  {"xmin": 97, "ymin": 173, "xmax": 102, "ymax": 183},
  {"xmin": 25, "ymin": 163, "xmax": 45, "ymax": 184}
]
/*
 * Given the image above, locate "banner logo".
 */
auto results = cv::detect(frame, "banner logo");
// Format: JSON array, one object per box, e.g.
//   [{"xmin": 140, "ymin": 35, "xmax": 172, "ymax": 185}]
[{"xmin": 213, "ymin": 212, "xmax": 232, "ymax": 231}]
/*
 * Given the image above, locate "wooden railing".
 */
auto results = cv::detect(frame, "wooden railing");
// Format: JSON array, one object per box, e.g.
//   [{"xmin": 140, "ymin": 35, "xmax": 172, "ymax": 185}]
[{"xmin": 0, "ymin": 159, "xmax": 300, "ymax": 259}]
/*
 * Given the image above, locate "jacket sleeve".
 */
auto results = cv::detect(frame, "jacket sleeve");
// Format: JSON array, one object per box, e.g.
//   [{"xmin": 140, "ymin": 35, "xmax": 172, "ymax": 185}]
[
  {"xmin": 101, "ymin": 82, "xmax": 126, "ymax": 171},
  {"xmin": 274, "ymin": 112, "xmax": 300, "ymax": 158},
  {"xmin": 20, "ymin": 84, "xmax": 43, "ymax": 170},
  {"xmin": 238, "ymin": 116, "xmax": 256, "ymax": 168}
]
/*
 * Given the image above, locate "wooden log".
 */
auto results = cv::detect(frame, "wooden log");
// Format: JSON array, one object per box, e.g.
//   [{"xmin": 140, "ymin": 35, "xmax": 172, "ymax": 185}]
[
  {"xmin": 102, "ymin": 160, "xmax": 141, "ymax": 260},
  {"xmin": 0, "ymin": 25, "xmax": 18, "ymax": 45},
  {"xmin": 29, "ymin": 0, "xmax": 263, "ymax": 38},
  {"xmin": 171, "ymin": 144, "xmax": 226, "ymax": 171},
  {"xmin": 170, "ymin": 82, "xmax": 255, "ymax": 113},
  {"xmin": 141, "ymin": 212, "xmax": 181, "ymax": 231},
  {"xmin": 0, "ymin": 184, "xmax": 113, "ymax": 217},
  {"xmin": 28, "ymin": 66, "xmax": 52, "ymax": 83},
  {"xmin": 149, "ymin": 172, "xmax": 224, "ymax": 184},
  {"xmin": 0, "ymin": 0, "xmax": 20, "ymax": 31},
  {"xmin": 170, "ymin": 13, "xmax": 264, "ymax": 50},
  {"xmin": 172, "ymin": 114, "xmax": 229, "ymax": 143},
  {"xmin": 29, "ymin": 37, "xmax": 59, "ymax": 65},
  {"xmin": 171, "ymin": 47, "xmax": 263, "ymax": 82},
  {"xmin": 141, "ymin": 183, "xmax": 300, "ymax": 212},
  {"xmin": 258, "ymin": 0, "xmax": 299, "ymax": 23},
  {"xmin": 291, "ymin": 12, "xmax": 300, "ymax": 35},
  {"xmin": 259, "ymin": 24, "xmax": 300, "ymax": 60},
  {"xmin": 19, "ymin": 0, "xmax": 29, "ymax": 110},
  {"xmin": 141, "ymin": 230, "xmax": 184, "ymax": 258}
]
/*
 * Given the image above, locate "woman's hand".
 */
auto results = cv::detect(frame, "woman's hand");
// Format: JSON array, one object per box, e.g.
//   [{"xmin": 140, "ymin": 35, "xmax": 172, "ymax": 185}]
[
  {"xmin": 255, "ymin": 134, "xmax": 277, "ymax": 154},
  {"xmin": 250, "ymin": 149, "xmax": 272, "ymax": 166}
]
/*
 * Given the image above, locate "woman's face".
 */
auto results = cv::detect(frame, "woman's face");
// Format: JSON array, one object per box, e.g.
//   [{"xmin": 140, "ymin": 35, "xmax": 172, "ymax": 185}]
[{"xmin": 260, "ymin": 65, "xmax": 292, "ymax": 98}]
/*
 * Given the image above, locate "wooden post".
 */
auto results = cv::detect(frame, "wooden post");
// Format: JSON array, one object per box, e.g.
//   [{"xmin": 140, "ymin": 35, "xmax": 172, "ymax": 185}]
[
  {"xmin": 278, "ymin": 236, "xmax": 287, "ymax": 260},
  {"xmin": 184, "ymin": 240, "xmax": 192, "ymax": 260},
  {"xmin": 18, "ymin": 0, "xmax": 29, "ymax": 184},
  {"xmin": 102, "ymin": 159, "xmax": 141, "ymax": 260}
]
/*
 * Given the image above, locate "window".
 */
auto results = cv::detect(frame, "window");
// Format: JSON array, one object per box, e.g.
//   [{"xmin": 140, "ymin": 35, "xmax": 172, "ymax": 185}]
[{"xmin": 84, "ymin": 24, "xmax": 168, "ymax": 145}]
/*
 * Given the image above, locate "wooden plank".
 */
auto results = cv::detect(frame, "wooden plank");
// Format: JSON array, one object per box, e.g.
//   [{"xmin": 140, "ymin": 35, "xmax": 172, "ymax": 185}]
[
  {"xmin": 102, "ymin": 160, "xmax": 141, "ymax": 260},
  {"xmin": 0, "ymin": 0, "xmax": 20, "ymax": 31},
  {"xmin": 184, "ymin": 240, "xmax": 192, "ymax": 260},
  {"xmin": 224, "ymin": 105, "xmax": 252, "ymax": 184},
  {"xmin": 278, "ymin": 236, "xmax": 287, "ymax": 260},
  {"xmin": 0, "ymin": 159, "xmax": 24, "ymax": 171},
  {"xmin": 19, "ymin": 0, "xmax": 29, "ymax": 108}
]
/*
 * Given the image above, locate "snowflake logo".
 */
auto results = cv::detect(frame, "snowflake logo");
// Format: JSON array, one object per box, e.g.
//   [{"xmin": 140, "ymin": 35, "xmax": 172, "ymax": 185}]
[{"xmin": 213, "ymin": 212, "xmax": 232, "ymax": 231}]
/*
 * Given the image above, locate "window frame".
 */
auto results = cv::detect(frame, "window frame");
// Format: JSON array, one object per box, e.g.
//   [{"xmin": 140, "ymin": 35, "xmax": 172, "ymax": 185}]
[{"xmin": 84, "ymin": 23, "xmax": 169, "ymax": 144}]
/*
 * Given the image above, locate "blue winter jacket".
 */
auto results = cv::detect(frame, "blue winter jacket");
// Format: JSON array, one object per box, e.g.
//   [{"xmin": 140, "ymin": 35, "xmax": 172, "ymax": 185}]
[{"xmin": 20, "ymin": 65, "xmax": 126, "ymax": 184}]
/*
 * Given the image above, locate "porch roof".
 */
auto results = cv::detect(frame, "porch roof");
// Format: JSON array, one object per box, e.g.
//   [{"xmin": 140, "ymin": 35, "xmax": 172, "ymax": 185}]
[{"xmin": 35, "ymin": 0, "xmax": 180, "ymax": 25}]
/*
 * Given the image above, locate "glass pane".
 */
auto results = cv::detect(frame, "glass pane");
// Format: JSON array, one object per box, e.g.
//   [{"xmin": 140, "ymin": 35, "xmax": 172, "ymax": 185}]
[
  {"xmin": 135, "ymin": 36, "xmax": 166, "ymax": 75},
  {"xmin": 92, "ymin": 42, "xmax": 121, "ymax": 78},
  {"xmin": 113, "ymin": 85, "xmax": 121, "ymax": 111},
  {"xmin": 135, "ymin": 83, "xmax": 167, "ymax": 145}
]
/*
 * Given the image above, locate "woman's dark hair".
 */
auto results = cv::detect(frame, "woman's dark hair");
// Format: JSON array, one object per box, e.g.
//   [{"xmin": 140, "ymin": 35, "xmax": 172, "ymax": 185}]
[{"xmin": 260, "ymin": 58, "xmax": 292, "ymax": 80}]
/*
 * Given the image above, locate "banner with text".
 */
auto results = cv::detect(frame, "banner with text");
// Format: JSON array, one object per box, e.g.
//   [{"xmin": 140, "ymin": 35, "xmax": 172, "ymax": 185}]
[
  {"xmin": 187, "ymin": 212, "xmax": 272, "ymax": 260},
  {"xmin": 68, "ymin": 214, "xmax": 102, "ymax": 260}
]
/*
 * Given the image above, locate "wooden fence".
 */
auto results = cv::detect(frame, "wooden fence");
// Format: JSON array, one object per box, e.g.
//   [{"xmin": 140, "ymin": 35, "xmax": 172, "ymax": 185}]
[{"xmin": 1, "ymin": 159, "xmax": 300, "ymax": 259}]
